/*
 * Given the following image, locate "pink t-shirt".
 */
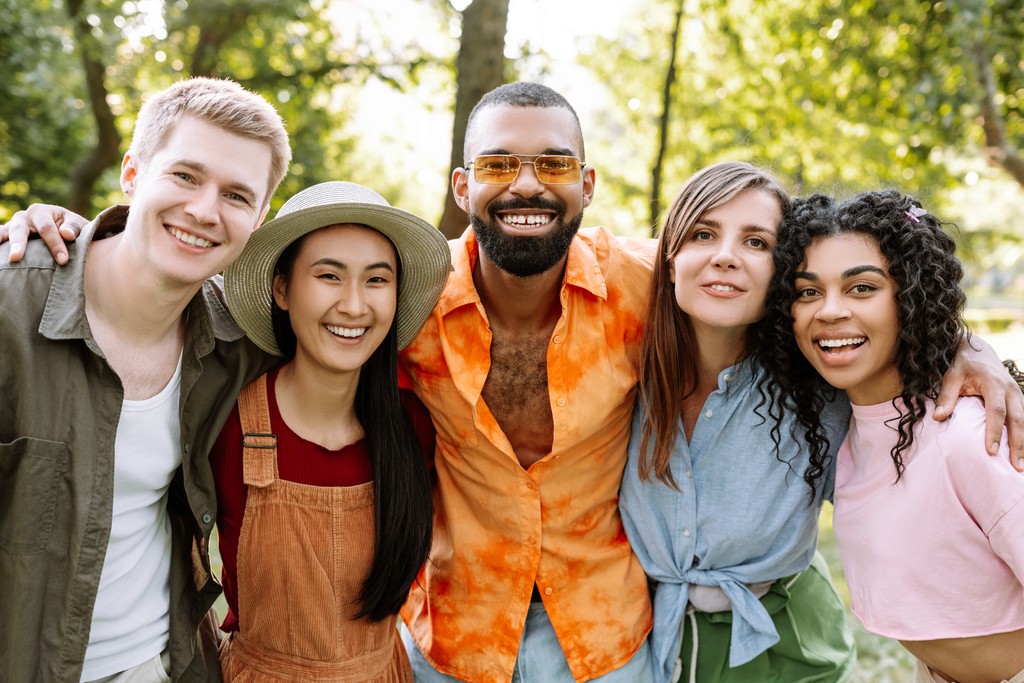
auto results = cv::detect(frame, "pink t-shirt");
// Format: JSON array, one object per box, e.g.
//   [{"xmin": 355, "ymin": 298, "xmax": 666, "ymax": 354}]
[{"xmin": 834, "ymin": 396, "xmax": 1024, "ymax": 640}]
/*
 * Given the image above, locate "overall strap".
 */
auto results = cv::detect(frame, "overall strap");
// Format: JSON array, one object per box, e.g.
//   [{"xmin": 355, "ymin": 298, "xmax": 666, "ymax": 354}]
[{"xmin": 238, "ymin": 374, "xmax": 278, "ymax": 487}]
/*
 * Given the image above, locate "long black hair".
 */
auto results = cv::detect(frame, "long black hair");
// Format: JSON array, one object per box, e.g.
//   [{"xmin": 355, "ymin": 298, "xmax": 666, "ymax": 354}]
[
  {"xmin": 271, "ymin": 232, "xmax": 433, "ymax": 621},
  {"xmin": 757, "ymin": 190, "xmax": 967, "ymax": 481}
]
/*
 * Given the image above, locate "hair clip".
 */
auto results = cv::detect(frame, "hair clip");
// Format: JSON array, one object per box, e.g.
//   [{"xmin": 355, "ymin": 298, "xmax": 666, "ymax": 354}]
[{"xmin": 905, "ymin": 206, "xmax": 927, "ymax": 223}]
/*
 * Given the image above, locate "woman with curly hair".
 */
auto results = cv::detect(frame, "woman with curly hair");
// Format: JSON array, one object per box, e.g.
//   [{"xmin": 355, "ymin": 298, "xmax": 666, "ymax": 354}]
[{"xmin": 761, "ymin": 191, "xmax": 1024, "ymax": 683}]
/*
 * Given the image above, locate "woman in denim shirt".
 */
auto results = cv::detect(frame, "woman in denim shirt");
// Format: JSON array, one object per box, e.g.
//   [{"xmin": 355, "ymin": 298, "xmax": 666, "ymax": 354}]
[{"xmin": 619, "ymin": 162, "xmax": 857, "ymax": 683}]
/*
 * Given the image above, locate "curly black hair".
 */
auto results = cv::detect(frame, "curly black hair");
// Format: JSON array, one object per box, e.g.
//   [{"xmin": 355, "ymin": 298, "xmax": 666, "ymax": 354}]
[{"xmin": 755, "ymin": 190, "xmax": 967, "ymax": 482}]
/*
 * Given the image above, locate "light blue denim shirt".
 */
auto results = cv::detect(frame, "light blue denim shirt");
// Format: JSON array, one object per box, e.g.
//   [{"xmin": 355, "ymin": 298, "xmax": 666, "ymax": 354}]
[{"xmin": 619, "ymin": 360, "xmax": 850, "ymax": 681}]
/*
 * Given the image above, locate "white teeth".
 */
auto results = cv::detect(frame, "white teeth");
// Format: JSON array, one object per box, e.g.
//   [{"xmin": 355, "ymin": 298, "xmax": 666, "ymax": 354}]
[
  {"xmin": 709, "ymin": 284, "xmax": 737, "ymax": 292},
  {"xmin": 818, "ymin": 337, "xmax": 865, "ymax": 348},
  {"xmin": 325, "ymin": 325, "xmax": 366, "ymax": 339},
  {"xmin": 502, "ymin": 213, "xmax": 550, "ymax": 226},
  {"xmin": 168, "ymin": 227, "xmax": 214, "ymax": 248}
]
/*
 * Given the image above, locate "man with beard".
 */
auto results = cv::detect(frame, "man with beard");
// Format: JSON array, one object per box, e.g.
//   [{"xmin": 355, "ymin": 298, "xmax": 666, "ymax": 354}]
[{"xmin": 396, "ymin": 82, "xmax": 657, "ymax": 683}]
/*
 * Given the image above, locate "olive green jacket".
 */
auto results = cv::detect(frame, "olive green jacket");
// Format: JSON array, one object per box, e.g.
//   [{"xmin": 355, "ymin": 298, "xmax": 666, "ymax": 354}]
[{"xmin": 0, "ymin": 206, "xmax": 275, "ymax": 682}]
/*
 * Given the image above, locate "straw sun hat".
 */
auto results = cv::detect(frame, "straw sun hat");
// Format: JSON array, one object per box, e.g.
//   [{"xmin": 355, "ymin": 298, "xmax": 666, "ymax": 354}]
[{"xmin": 225, "ymin": 181, "xmax": 452, "ymax": 355}]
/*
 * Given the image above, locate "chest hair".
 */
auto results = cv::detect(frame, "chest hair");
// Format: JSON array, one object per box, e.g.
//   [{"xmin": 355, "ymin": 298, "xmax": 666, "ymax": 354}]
[{"xmin": 482, "ymin": 330, "xmax": 554, "ymax": 468}]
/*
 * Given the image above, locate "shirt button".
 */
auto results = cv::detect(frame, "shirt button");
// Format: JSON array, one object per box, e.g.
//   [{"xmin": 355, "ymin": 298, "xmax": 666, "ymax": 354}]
[
  {"xmin": 544, "ymin": 587, "xmax": 553, "ymax": 595},
  {"xmin": 528, "ymin": 537, "xmax": 537, "ymax": 545},
  {"xmin": 682, "ymin": 528, "xmax": 691, "ymax": 537},
  {"xmin": 686, "ymin": 469, "xmax": 693, "ymax": 479},
  {"xmin": 704, "ymin": 409, "xmax": 713, "ymax": 418},
  {"xmin": 184, "ymin": 444, "xmax": 191, "ymax": 453},
  {"xmin": 553, "ymin": 335, "xmax": 562, "ymax": 344},
  {"xmin": 526, "ymin": 481, "xmax": 537, "ymax": 491},
  {"xmin": 557, "ymin": 398, "xmax": 566, "ymax": 407},
  {"xmin": 202, "ymin": 513, "xmax": 212, "ymax": 524}
]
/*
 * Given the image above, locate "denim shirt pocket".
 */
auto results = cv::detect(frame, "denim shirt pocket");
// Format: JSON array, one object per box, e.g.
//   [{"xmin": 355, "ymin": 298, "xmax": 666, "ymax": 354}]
[{"xmin": 0, "ymin": 437, "xmax": 68, "ymax": 554}]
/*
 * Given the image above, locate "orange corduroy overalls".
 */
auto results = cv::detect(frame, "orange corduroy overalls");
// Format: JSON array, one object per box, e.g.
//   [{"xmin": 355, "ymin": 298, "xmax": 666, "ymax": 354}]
[{"xmin": 219, "ymin": 376, "xmax": 411, "ymax": 682}]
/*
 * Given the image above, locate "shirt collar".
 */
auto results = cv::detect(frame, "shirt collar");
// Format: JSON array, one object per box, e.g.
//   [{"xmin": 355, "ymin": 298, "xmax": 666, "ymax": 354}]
[
  {"xmin": 437, "ymin": 226, "xmax": 609, "ymax": 317},
  {"xmin": 40, "ymin": 205, "xmax": 246, "ymax": 355},
  {"xmin": 41, "ymin": 205, "xmax": 127, "ymax": 342},
  {"xmin": 188, "ymin": 275, "xmax": 248, "ymax": 356}
]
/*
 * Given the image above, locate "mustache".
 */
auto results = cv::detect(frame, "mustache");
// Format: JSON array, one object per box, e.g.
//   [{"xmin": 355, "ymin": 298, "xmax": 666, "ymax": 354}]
[{"xmin": 487, "ymin": 196, "xmax": 565, "ymax": 216}]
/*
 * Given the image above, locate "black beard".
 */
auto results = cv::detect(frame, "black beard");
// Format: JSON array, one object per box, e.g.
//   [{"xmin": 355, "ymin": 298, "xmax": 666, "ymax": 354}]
[{"xmin": 470, "ymin": 198, "xmax": 583, "ymax": 278}]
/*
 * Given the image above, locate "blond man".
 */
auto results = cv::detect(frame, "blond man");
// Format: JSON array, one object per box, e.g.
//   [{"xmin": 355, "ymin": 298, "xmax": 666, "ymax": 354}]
[{"xmin": 0, "ymin": 78, "xmax": 289, "ymax": 682}]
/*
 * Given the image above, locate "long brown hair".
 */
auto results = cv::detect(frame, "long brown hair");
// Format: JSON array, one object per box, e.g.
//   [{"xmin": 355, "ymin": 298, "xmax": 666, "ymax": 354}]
[{"xmin": 637, "ymin": 162, "xmax": 789, "ymax": 488}]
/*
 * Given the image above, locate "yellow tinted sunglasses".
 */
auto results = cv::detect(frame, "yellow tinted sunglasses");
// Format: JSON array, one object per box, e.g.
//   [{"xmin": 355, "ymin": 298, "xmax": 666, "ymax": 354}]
[{"xmin": 467, "ymin": 154, "xmax": 586, "ymax": 185}]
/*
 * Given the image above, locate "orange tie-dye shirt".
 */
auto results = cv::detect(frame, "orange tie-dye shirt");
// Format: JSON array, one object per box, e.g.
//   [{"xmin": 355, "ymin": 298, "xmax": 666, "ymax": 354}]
[{"xmin": 399, "ymin": 227, "xmax": 655, "ymax": 683}]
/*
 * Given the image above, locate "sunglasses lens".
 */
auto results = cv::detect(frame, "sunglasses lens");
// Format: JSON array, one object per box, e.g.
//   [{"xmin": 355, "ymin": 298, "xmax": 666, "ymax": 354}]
[
  {"xmin": 535, "ymin": 156, "xmax": 581, "ymax": 184},
  {"xmin": 472, "ymin": 155, "xmax": 521, "ymax": 183},
  {"xmin": 469, "ymin": 155, "xmax": 582, "ymax": 184}
]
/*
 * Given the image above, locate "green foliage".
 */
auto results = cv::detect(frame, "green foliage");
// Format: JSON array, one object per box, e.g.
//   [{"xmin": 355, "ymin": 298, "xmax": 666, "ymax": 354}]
[
  {"xmin": 0, "ymin": 0, "xmax": 103, "ymax": 218},
  {"xmin": 581, "ymin": 0, "xmax": 1023, "ymax": 251},
  {"xmin": 0, "ymin": 0, "xmax": 453, "ymax": 220}
]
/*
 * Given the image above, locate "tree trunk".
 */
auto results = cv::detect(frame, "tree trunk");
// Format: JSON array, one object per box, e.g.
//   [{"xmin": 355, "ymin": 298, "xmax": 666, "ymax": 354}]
[
  {"xmin": 972, "ymin": 43, "xmax": 1024, "ymax": 189},
  {"xmin": 437, "ymin": 0, "xmax": 510, "ymax": 239},
  {"xmin": 187, "ymin": 3, "xmax": 252, "ymax": 77},
  {"xmin": 191, "ymin": 25, "xmax": 229, "ymax": 78},
  {"xmin": 649, "ymin": 0, "xmax": 685, "ymax": 237},
  {"xmin": 66, "ymin": 0, "xmax": 122, "ymax": 217}
]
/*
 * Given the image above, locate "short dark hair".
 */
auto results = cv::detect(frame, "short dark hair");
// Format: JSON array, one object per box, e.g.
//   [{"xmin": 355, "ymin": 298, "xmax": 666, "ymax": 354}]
[
  {"xmin": 464, "ymin": 82, "xmax": 585, "ymax": 162},
  {"xmin": 758, "ymin": 190, "xmax": 967, "ymax": 482}
]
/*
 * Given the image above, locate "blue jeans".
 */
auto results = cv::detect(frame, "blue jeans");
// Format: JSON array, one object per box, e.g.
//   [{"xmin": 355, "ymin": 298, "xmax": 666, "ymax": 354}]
[{"xmin": 400, "ymin": 602, "xmax": 653, "ymax": 682}]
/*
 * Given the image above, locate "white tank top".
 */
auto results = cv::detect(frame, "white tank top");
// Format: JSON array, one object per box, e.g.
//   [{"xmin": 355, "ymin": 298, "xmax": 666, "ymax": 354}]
[{"xmin": 80, "ymin": 354, "xmax": 183, "ymax": 681}]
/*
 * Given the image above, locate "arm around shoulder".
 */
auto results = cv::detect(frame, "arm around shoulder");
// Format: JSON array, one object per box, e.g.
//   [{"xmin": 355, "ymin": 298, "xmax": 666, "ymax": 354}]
[
  {"xmin": 1, "ymin": 204, "xmax": 87, "ymax": 265},
  {"xmin": 934, "ymin": 334, "xmax": 1024, "ymax": 468}
]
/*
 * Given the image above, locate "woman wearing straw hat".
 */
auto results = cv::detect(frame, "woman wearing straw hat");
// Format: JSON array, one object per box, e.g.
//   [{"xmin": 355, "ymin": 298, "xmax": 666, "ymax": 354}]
[{"xmin": 211, "ymin": 181, "xmax": 452, "ymax": 681}]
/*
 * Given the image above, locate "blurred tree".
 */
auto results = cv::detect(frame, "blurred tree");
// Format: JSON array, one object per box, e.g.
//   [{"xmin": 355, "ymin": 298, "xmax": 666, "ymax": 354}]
[
  {"xmin": 585, "ymin": 0, "xmax": 1022, "ymax": 237},
  {"xmin": 973, "ymin": 39, "xmax": 1024, "ymax": 187},
  {"xmin": 777, "ymin": 0, "xmax": 1023, "ymax": 193},
  {"xmin": 0, "ymin": 0, "xmax": 119, "ymax": 219},
  {"xmin": 437, "ymin": 0, "xmax": 510, "ymax": 239},
  {"xmin": 649, "ymin": 0, "xmax": 685, "ymax": 236},
  {"xmin": 0, "ymin": 0, "xmax": 450, "ymax": 220},
  {"xmin": 65, "ymin": 0, "xmax": 122, "ymax": 215}
]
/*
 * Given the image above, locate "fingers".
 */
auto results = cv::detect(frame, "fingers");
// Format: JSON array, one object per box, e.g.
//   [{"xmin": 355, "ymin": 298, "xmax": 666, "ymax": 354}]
[
  {"xmin": 2, "ymin": 205, "xmax": 86, "ymax": 265},
  {"xmin": 931, "ymin": 367, "xmax": 964, "ymax": 422},
  {"xmin": 982, "ymin": 398, "xmax": 1009, "ymax": 457},
  {"xmin": 1004, "ymin": 388, "xmax": 1024, "ymax": 472},
  {"xmin": 38, "ymin": 219, "xmax": 71, "ymax": 266},
  {"xmin": 3, "ymin": 215, "xmax": 34, "ymax": 264}
]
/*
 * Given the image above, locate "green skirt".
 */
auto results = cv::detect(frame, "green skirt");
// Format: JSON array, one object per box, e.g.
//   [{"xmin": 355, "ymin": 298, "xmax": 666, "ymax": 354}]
[{"xmin": 678, "ymin": 551, "xmax": 856, "ymax": 683}]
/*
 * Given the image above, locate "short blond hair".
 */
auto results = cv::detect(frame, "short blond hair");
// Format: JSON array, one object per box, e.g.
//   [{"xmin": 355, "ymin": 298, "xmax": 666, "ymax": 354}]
[{"xmin": 129, "ymin": 77, "xmax": 291, "ymax": 206}]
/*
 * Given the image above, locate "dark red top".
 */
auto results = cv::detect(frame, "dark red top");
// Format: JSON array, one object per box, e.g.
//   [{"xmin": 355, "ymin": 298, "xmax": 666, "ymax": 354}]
[{"xmin": 210, "ymin": 366, "xmax": 435, "ymax": 632}]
